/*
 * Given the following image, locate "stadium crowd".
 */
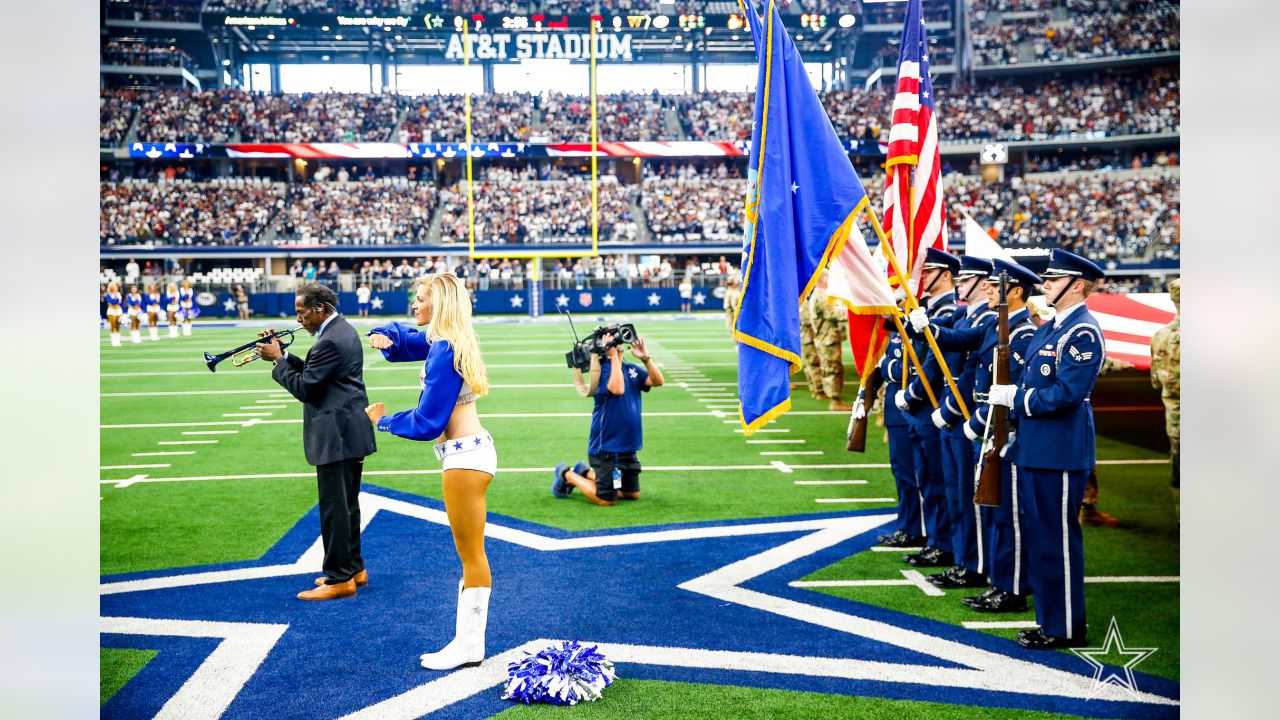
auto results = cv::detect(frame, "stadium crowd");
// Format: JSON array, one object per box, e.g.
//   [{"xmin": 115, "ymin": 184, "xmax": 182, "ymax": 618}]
[
  {"xmin": 100, "ymin": 178, "xmax": 281, "ymax": 246},
  {"xmin": 640, "ymin": 165, "xmax": 747, "ymax": 243},
  {"xmin": 970, "ymin": 3, "xmax": 1178, "ymax": 65},
  {"xmin": 435, "ymin": 167, "xmax": 638, "ymax": 244},
  {"xmin": 102, "ymin": 68, "xmax": 1179, "ymax": 146},
  {"xmin": 272, "ymin": 179, "xmax": 440, "ymax": 245},
  {"xmin": 101, "ymin": 40, "xmax": 194, "ymax": 70}
]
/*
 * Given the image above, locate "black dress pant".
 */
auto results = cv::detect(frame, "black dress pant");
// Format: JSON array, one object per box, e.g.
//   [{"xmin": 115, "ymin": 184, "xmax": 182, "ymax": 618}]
[{"xmin": 316, "ymin": 456, "xmax": 365, "ymax": 583}]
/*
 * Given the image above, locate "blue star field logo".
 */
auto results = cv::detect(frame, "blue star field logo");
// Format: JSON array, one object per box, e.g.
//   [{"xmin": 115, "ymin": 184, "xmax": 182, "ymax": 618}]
[{"xmin": 100, "ymin": 487, "xmax": 1179, "ymax": 718}]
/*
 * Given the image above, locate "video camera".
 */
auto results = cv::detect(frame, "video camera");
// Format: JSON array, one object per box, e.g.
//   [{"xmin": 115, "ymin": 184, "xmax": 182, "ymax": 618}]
[{"xmin": 562, "ymin": 310, "xmax": 638, "ymax": 372}]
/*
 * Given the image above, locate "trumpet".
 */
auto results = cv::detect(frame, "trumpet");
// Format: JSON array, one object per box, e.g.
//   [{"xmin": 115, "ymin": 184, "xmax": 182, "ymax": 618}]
[{"xmin": 204, "ymin": 326, "xmax": 301, "ymax": 372}]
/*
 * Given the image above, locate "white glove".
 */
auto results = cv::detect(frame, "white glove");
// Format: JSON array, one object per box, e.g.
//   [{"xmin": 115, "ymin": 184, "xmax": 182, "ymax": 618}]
[
  {"xmin": 894, "ymin": 389, "xmax": 911, "ymax": 412},
  {"xmin": 930, "ymin": 408, "xmax": 948, "ymax": 429},
  {"xmin": 1000, "ymin": 431, "xmax": 1016, "ymax": 458},
  {"xmin": 988, "ymin": 384, "xmax": 1017, "ymax": 408},
  {"xmin": 853, "ymin": 401, "xmax": 867, "ymax": 421},
  {"xmin": 908, "ymin": 307, "xmax": 930, "ymax": 333},
  {"xmin": 963, "ymin": 421, "xmax": 980, "ymax": 441}
]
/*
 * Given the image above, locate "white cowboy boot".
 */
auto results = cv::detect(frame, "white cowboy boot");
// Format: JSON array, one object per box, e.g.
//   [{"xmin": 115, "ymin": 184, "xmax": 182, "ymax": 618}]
[
  {"xmin": 420, "ymin": 584, "xmax": 490, "ymax": 670},
  {"xmin": 130, "ymin": 329, "xmax": 142, "ymax": 344},
  {"xmin": 168, "ymin": 323, "xmax": 179, "ymax": 338},
  {"xmin": 148, "ymin": 325, "xmax": 159, "ymax": 341},
  {"xmin": 182, "ymin": 321, "xmax": 192, "ymax": 336},
  {"xmin": 110, "ymin": 332, "xmax": 121, "ymax": 347}
]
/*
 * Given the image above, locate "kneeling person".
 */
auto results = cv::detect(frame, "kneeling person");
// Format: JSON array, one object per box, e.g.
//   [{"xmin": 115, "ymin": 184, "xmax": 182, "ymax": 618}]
[{"xmin": 554, "ymin": 334, "xmax": 663, "ymax": 506}]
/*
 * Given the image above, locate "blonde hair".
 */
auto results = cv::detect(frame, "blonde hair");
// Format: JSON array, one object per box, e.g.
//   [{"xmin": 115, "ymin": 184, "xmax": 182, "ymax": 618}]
[{"xmin": 419, "ymin": 273, "xmax": 489, "ymax": 396}]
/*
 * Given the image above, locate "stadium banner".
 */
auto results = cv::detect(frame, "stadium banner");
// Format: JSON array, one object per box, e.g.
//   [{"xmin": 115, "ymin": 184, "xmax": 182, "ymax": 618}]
[
  {"xmin": 127, "ymin": 139, "xmax": 884, "ymax": 160},
  {"xmin": 204, "ymin": 13, "xmax": 849, "ymax": 34},
  {"xmin": 214, "ymin": 288, "xmax": 718, "ymax": 318}
]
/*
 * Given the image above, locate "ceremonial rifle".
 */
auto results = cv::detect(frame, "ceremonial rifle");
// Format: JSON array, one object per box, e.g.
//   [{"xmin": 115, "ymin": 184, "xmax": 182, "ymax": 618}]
[
  {"xmin": 974, "ymin": 272, "xmax": 1009, "ymax": 507},
  {"xmin": 846, "ymin": 366, "xmax": 883, "ymax": 452}
]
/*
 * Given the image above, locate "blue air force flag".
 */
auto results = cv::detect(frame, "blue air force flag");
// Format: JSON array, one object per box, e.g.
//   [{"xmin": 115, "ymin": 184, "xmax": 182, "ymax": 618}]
[{"xmin": 733, "ymin": 0, "xmax": 872, "ymax": 435}]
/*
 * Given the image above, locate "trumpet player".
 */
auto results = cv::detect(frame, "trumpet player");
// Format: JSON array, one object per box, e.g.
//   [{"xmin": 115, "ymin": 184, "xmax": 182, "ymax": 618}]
[{"xmin": 255, "ymin": 284, "xmax": 377, "ymax": 601}]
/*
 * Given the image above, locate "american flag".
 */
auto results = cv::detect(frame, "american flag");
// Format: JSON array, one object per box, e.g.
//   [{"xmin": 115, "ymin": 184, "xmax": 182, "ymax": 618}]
[{"xmin": 881, "ymin": 0, "xmax": 946, "ymax": 294}]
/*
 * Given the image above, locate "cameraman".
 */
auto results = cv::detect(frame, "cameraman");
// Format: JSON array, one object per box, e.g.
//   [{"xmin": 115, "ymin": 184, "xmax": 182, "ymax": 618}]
[{"xmin": 554, "ymin": 332, "xmax": 664, "ymax": 506}]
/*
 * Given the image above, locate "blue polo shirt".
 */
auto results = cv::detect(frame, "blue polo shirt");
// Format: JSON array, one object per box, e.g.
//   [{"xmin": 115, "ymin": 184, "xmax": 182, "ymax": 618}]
[{"xmin": 589, "ymin": 360, "xmax": 650, "ymax": 454}]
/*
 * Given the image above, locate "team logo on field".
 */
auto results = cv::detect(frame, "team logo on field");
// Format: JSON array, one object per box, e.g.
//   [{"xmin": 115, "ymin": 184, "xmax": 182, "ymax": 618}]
[
  {"xmin": 100, "ymin": 487, "xmax": 1178, "ymax": 718},
  {"xmin": 579, "ymin": 292, "xmax": 593, "ymax": 307}
]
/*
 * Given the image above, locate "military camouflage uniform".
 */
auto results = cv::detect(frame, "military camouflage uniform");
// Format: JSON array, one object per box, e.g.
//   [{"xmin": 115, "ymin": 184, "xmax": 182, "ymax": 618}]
[
  {"xmin": 1150, "ymin": 278, "xmax": 1180, "ymax": 517},
  {"xmin": 808, "ymin": 287, "xmax": 848, "ymax": 403},
  {"xmin": 724, "ymin": 284, "xmax": 742, "ymax": 336},
  {"xmin": 798, "ymin": 292, "xmax": 824, "ymax": 397}
]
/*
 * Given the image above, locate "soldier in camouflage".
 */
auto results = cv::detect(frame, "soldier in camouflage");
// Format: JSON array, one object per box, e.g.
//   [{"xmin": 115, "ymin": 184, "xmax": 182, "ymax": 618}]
[
  {"xmin": 1150, "ymin": 277, "xmax": 1180, "ymax": 520},
  {"xmin": 723, "ymin": 274, "xmax": 742, "ymax": 337},
  {"xmin": 799, "ymin": 282, "xmax": 825, "ymax": 401},
  {"xmin": 809, "ymin": 271, "xmax": 852, "ymax": 412}
]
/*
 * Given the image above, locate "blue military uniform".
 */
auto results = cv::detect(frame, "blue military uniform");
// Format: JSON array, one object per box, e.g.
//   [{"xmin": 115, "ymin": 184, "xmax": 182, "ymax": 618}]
[
  {"xmin": 999, "ymin": 250, "xmax": 1107, "ymax": 647},
  {"xmin": 921, "ymin": 256, "xmax": 998, "ymax": 586},
  {"xmin": 899, "ymin": 249, "xmax": 961, "ymax": 566},
  {"xmin": 877, "ymin": 328, "xmax": 922, "ymax": 544},
  {"xmin": 944, "ymin": 259, "xmax": 1043, "ymax": 609}
]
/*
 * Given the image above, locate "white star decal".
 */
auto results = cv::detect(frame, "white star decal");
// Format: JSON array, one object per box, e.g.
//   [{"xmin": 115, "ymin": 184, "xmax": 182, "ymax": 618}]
[
  {"xmin": 370, "ymin": 296, "xmax": 384, "ymax": 310},
  {"xmin": 601, "ymin": 293, "xmax": 616, "ymax": 307},
  {"xmin": 922, "ymin": 91, "xmax": 929, "ymax": 99},
  {"xmin": 791, "ymin": 182, "xmax": 799, "ymax": 193},
  {"xmin": 1070, "ymin": 617, "xmax": 1158, "ymax": 700},
  {"xmin": 693, "ymin": 292, "xmax": 707, "ymax": 305},
  {"xmin": 510, "ymin": 295, "xmax": 524, "ymax": 308},
  {"xmin": 647, "ymin": 293, "xmax": 662, "ymax": 306},
  {"xmin": 223, "ymin": 298, "xmax": 236, "ymax": 312},
  {"xmin": 555, "ymin": 294, "xmax": 570, "ymax": 308},
  {"xmin": 627, "ymin": 367, "xmax": 638, "ymax": 379}
]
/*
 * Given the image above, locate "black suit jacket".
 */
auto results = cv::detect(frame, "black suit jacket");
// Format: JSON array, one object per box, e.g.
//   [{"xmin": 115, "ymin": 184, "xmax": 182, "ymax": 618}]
[{"xmin": 272, "ymin": 315, "xmax": 377, "ymax": 466}]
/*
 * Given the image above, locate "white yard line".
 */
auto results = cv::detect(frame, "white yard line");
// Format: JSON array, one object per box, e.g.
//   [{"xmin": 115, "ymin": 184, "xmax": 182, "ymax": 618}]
[
  {"xmin": 748, "ymin": 439, "xmax": 806, "ymax": 444},
  {"xmin": 735, "ymin": 428, "xmax": 790, "ymax": 433},
  {"xmin": 182, "ymin": 430, "xmax": 238, "ymax": 435},
  {"xmin": 222, "ymin": 413, "xmax": 274, "ymax": 417},
  {"xmin": 1084, "ymin": 576, "xmax": 1180, "ymax": 583},
  {"xmin": 241, "ymin": 405, "xmax": 285, "ymax": 410},
  {"xmin": 815, "ymin": 498, "xmax": 896, "ymax": 504},
  {"xmin": 101, "ymin": 464, "xmax": 171, "ymax": 470},
  {"xmin": 158, "ymin": 440, "xmax": 218, "ymax": 446},
  {"xmin": 759, "ymin": 451, "xmax": 824, "ymax": 456},
  {"xmin": 794, "ymin": 480, "xmax": 868, "ymax": 485},
  {"xmin": 961, "ymin": 621, "xmax": 1041, "ymax": 630},
  {"xmin": 871, "ymin": 546, "xmax": 923, "ymax": 552},
  {"xmin": 131, "ymin": 451, "xmax": 197, "ymax": 457},
  {"xmin": 790, "ymin": 570, "xmax": 946, "ymax": 597}
]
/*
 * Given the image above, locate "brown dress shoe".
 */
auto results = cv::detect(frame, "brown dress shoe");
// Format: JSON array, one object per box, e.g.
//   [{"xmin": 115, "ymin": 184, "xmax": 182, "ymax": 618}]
[
  {"xmin": 828, "ymin": 400, "xmax": 853, "ymax": 412},
  {"xmin": 297, "ymin": 578, "xmax": 356, "ymax": 600},
  {"xmin": 314, "ymin": 569, "xmax": 369, "ymax": 587},
  {"xmin": 1080, "ymin": 505, "xmax": 1120, "ymax": 527}
]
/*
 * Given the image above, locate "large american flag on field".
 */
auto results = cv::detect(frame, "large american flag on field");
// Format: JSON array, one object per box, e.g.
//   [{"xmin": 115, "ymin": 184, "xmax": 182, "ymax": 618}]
[{"xmin": 882, "ymin": 0, "xmax": 946, "ymax": 295}]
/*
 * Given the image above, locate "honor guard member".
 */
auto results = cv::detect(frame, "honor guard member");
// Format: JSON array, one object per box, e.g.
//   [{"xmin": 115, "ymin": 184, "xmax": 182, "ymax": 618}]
[
  {"xmin": 907, "ymin": 255, "xmax": 997, "ymax": 589},
  {"xmin": 178, "ymin": 279, "xmax": 195, "ymax": 336},
  {"xmin": 164, "ymin": 281, "xmax": 181, "ymax": 337},
  {"xmin": 1150, "ymin": 277, "xmax": 1180, "ymax": 520},
  {"xmin": 103, "ymin": 281, "xmax": 124, "ymax": 347},
  {"xmin": 988, "ymin": 249, "xmax": 1106, "ymax": 649},
  {"xmin": 798, "ymin": 284, "xmax": 824, "ymax": 400},
  {"xmin": 919, "ymin": 259, "xmax": 1041, "ymax": 611},
  {"xmin": 895, "ymin": 248, "xmax": 961, "ymax": 568},
  {"xmin": 810, "ymin": 271, "xmax": 852, "ymax": 411},
  {"xmin": 124, "ymin": 285, "xmax": 145, "ymax": 344},
  {"xmin": 144, "ymin": 284, "xmax": 163, "ymax": 341},
  {"xmin": 723, "ymin": 273, "xmax": 742, "ymax": 337},
  {"xmin": 876, "ymin": 294, "xmax": 924, "ymax": 548}
]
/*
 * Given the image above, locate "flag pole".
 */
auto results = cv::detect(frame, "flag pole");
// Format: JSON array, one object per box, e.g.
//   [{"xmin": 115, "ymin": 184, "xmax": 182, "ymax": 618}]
[
  {"xmin": 866, "ymin": 206, "xmax": 970, "ymax": 420},
  {"xmin": 890, "ymin": 311, "xmax": 937, "ymax": 407}
]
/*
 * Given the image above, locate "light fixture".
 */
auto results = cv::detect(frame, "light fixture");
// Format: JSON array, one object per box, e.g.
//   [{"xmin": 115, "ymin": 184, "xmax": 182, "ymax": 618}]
[
  {"xmin": 267, "ymin": 34, "xmax": 275, "ymax": 40},
  {"xmin": 335, "ymin": 34, "xmax": 343, "ymax": 40}
]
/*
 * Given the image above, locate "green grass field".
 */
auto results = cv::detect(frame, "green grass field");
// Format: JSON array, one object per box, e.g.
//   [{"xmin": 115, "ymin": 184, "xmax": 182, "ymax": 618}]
[{"xmin": 100, "ymin": 314, "xmax": 1179, "ymax": 717}]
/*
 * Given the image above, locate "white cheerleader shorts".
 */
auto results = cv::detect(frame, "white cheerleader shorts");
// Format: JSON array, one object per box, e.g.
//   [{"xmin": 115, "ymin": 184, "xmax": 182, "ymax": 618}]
[{"xmin": 434, "ymin": 431, "xmax": 497, "ymax": 476}]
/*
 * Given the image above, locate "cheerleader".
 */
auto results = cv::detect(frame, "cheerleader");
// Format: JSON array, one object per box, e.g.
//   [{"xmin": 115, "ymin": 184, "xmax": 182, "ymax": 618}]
[
  {"xmin": 124, "ymin": 284, "xmax": 145, "ymax": 344},
  {"xmin": 178, "ymin": 279, "xmax": 195, "ymax": 336},
  {"xmin": 144, "ymin": 284, "xmax": 163, "ymax": 341},
  {"xmin": 103, "ymin": 281, "xmax": 124, "ymax": 347},
  {"xmin": 165, "ymin": 281, "xmax": 181, "ymax": 338}
]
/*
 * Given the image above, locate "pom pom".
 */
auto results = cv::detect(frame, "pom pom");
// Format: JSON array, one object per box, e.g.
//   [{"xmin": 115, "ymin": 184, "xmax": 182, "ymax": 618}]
[
  {"xmin": 187, "ymin": 306, "xmax": 200, "ymax": 319},
  {"xmin": 500, "ymin": 640, "xmax": 616, "ymax": 706}
]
